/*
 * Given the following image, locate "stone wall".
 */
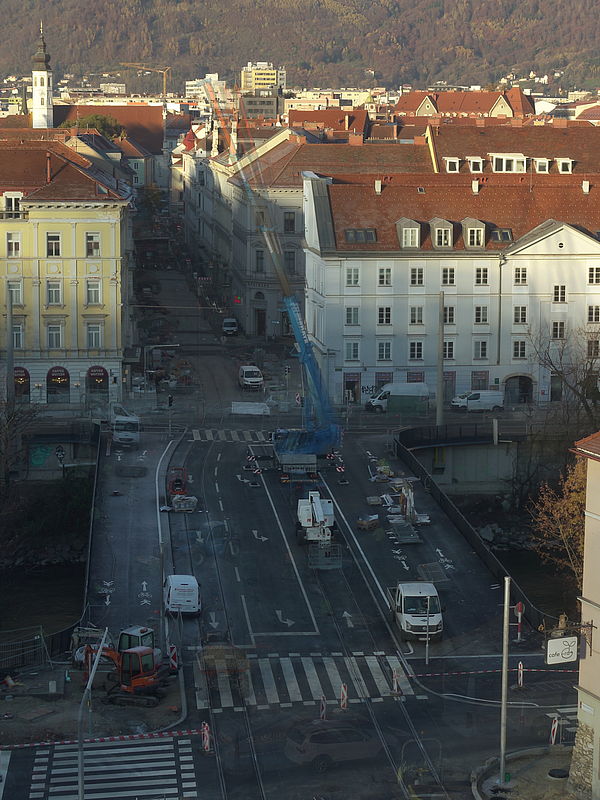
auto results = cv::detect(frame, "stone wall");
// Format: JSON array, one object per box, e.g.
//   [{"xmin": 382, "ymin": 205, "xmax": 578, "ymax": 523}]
[{"xmin": 569, "ymin": 721, "xmax": 593, "ymax": 799}]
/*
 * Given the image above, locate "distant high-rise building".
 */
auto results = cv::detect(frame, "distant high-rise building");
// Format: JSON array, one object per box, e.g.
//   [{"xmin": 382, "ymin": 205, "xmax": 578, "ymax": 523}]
[
  {"xmin": 31, "ymin": 24, "xmax": 53, "ymax": 129},
  {"xmin": 240, "ymin": 62, "xmax": 286, "ymax": 93}
]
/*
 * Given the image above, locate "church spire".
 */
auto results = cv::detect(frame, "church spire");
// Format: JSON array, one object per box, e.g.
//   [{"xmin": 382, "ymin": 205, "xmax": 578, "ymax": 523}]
[
  {"xmin": 31, "ymin": 25, "xmax": 53, "ymax": 128},
  {"xmin": 32, "ymin": 22, "xmax": 51, "ymax": 70}
]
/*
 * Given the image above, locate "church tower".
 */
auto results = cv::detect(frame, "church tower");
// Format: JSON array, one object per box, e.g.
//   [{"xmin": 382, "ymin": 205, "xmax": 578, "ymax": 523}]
[{"xmin": 31, "ymin": 24, "xmax": 53, "ymax": 129}]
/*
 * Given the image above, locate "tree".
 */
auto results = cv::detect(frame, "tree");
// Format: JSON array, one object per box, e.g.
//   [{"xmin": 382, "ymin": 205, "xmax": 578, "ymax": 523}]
[
  {"xmin": 59, "ymin": 114, "xmax": 124, "ymax": 139},
  {"xmin": 0, "ymin": 402, "xmax": 39, "ymax": 502},
  {"xmin": 529, "ymin": 457, "xmax": 585, "ymax": 589}
]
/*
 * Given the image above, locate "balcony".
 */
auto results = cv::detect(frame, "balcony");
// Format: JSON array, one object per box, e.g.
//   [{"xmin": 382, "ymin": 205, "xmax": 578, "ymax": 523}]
[{"xmin": 0, "ymin": 211, "xmax": 28, "ymax": 221}]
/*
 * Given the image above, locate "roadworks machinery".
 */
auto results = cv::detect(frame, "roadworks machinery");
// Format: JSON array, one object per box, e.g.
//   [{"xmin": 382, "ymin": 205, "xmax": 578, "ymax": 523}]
[{"xmin": 296, "ymin": 490, "xmax": 336, "ymax": 545}]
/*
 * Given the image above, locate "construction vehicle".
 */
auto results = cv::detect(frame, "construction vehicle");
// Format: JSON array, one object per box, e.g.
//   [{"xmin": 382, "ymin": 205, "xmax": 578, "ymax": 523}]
[
  {"xmin": 386, "ymin": 582, "xmax": 443, "ymax": 642},
  {"xmin": 199, "ymin": 633, "xmax": 250, "ymax": 697},
  {"xmin": 71, "ymin": 625, "xmax": 164, "ymax": 665},
  {"xmin": 296, "ymin": 490, "xmax": 336, "ymax": 545},
  {"xmin": 82, "ymin": 644, "xmax": 173, "ymax": 707}
]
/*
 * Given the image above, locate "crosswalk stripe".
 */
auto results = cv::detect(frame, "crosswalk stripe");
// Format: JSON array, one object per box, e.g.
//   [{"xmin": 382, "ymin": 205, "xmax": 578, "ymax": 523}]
[
  {"xmin": 48, "ymin": 791, "xmax": 181, "ymax": 799},
  {"xmin": 243, "ymin": 430, "xmax": 254, "ymax": 441},
  {"xmin": 216, "ymin": 659, "xmax": 234, "ymax": 707},
  {"xmin": 258, "ymin": 659, "xmax": 279, "ymax": 705},
  {"xmin": 385, "ymin": 655, "xmax": 414, "ymax": 695},
  {"xmin": 192, "ymin": 429, "xmax": 201, "ymax": 440},
  {"xmin": 216, "ymin": 430, "xmax": 226, "ymax": 441},
  {"xmin": 205, "ymin": 429, "xmax": 214, "ymax": 440},
  {"xmin": 280, "ymin": 657, "xmax": 302, "ymax": 702},
  {"xmin": 255, "ymin": 431, "xmax": 267, "ymax": 441},
  {"xmin": 365, "ymin": 656, "xmax": 391, "ymax": 696},
  {"xmin": 230, "ymin": 430, "xmax": 240, "ymax": 441},
  {"xmin": 244, "ymin": 669, "xmax": 258, "ymax": 706},
  {"xmin": 301, "ymin": 656, "xmax": 325, "ymax": 700},
  {"xmin": 344, "ymin": 656, "xmax": 370, "ymax": 700},
  {"xmin": 322, "ymin": 657, "xmax": 345, "ymax": 699}
]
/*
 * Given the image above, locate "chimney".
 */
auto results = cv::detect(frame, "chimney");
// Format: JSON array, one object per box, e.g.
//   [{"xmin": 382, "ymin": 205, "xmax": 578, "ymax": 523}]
[
  {"xmin": 349, "ymin": 133, "xmax": 363, "ymax": 146},
  {"xmin": 375, "ymin": 179, "xmax": 382, "ymax": 195},
  {"xmin": 472, "ymin": 179, "xmax": 480, "ymax": 194},
  {"xmin": 46, "ymin": 152, "xmax": 52, "ymax": 184},
  {"xmin": 475, "ymin": 118, "xmax": 485, "ymax": 128},
  {"xmin": 211, "ymin": 119, "xmax": 219, "ymax": 157},
  {"xmin": 583, "ymin": 180, "xmax": 590, "ymax": 194},
  {"xmin": 230, "ymin": 117, "xmax": 238, "ymax": 157}
]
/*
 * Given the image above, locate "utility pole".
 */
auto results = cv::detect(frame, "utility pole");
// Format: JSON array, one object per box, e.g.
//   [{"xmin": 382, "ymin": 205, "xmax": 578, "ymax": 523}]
[
  {"xmin": 78, "ymin": 627, "xmax": 110, "ymax": 800},
  {"xmin": 499, "ymin": 575, "xmax": 511, "ymax": 786}
]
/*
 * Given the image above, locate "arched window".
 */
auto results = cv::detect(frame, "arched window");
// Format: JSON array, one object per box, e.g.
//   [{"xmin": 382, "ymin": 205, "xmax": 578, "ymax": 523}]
[
  {"xmin": 254, "ymin": 291, "xmax": 265, "ymax": 300},
  {"xmin": 40, "ymin": 76, "xmax": 45, "ymax": 87}
]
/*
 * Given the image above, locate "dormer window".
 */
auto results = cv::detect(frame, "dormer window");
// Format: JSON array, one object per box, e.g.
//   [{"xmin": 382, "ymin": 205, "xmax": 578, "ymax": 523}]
[
  {"xmin": 491, "ymin": 154, "xmax": 527, "ymax": 173},
  {"xmin": 490, "ymin": 228, "xmax": 512, "ymax": 242},
  {"xmin": 535, "ymin": 158, "xmax": 550, "ymax": 173},
  {"xmin": 345, "ymin": 228, "xmax": 377, "ymax": 243},
  {"xmin": 557, "ymin": 158, "xmax": 573, "ymax": 174},
  {"xmin": 396, "ymin": 217, "xmax": 420, "ymax": 249},
  {"xmin": 430, "ymin": 218, "xmax": 453, "ymax": 248},
  {"xmin": 467, "ymin": 157, "xmax": 483, "ymax": 173},
  {"xmin": 444, "ymin": 157, "xmax": 460, "ymax": 173},
  {"xmin": 462, "ymin": 217, "xmax": 486, "ymax": 249}
]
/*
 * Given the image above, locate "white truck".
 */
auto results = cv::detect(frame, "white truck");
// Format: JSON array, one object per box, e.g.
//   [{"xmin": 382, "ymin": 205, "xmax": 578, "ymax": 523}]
[
  {"xmin": 109, "ymin": 403, "xmax": 141, "ymax": 447},
  {"xmin": 296, "ymin": 491, "xmax": 335, "ymax": 544},
  {"xmin": 386, "ymin": 581, "xmax": 443, "ymax": 641}
]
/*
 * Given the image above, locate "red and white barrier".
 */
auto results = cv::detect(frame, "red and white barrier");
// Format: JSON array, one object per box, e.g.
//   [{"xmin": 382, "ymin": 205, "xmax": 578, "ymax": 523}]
[
  {"xmin": 201, "ymin": 722, "xmax": 211, "ymax": 752},
  {"xmin": 168, "ymin": 644, "xmax": 178, "ymax": 673},
  {"xmin": 517, "ymin": 661, "xmax": 524, "ymax": 688},
  {"xmin": 340, "ymin": 683, "xmax": 348, "ymax": 710},
  {"xmin": 320, "ymin": 695, "xmax": 327, "ymax": 720},
  {"xmin": 550, "ymin": 716, "xmax": 559, "ymax": 745}
]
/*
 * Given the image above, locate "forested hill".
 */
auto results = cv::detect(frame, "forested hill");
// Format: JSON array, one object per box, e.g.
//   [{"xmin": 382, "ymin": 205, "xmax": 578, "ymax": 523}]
[{"xmin": 4, "ymin": 0, "xmax": 600, "ymax": 90}]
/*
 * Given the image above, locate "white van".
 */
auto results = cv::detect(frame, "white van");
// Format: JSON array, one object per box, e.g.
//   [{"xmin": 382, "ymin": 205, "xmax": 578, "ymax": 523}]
[
  {"xmin": 163, "ymin": 575, "xmax": 200, "ymax": 615},
  {"xmin": 365, "ymin": 382, "xmax": 430, "ymax": 414},
  {"xmin": 222, "ymin": 317, "xmax": 238, "ymax": 336},
  {"xmin": 238, "ymin": 365, "xmax": 264, "ymax": 391},
  {"xmin": 451, "ymin": 390, "xmax": 504, "ymax": 412},
  {"xmin": 387, "ymin": 581, "xmax": 443, "ymax": 641},
  {"xmin": 109, "ymin": 403, "xmax": 140, "ymax": 447}
]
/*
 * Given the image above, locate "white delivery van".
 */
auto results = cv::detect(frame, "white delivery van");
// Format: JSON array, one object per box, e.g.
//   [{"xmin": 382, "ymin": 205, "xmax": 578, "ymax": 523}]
[
  {"xmin": 222, "ymin": 317, "xmax": 239, "ymax": 336},
  {"xmin": 451, "ymin": 390, "xmax": 504, "ymax": 412},
  {"xmin": 365, "ymin": 383, "xmax": 430, "ymax": 414},
  {"xmin": 238, "ymin": 365, "xmax": 264, "ymax": 391},
  {"xmin": 163, "ymin": 575, "xmax": 200, "ymax": 615},
  {"xmin": 109, "ymin": 403, "xmax": 140, "ymax": 447},
  {"xmin": 386, "ymin": 581, "xmax": 443, "ymax": 641}
]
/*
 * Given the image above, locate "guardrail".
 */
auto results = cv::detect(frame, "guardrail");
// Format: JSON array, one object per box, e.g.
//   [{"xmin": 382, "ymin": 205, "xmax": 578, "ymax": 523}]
[{"xmin": 396, "ymin": 421, "xmax": 530, "ymax": 449}]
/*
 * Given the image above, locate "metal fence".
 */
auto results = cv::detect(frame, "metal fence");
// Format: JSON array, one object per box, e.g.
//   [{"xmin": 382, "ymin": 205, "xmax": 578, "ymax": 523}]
[{"xmin": 0, "ymin": 622, "xmax": 77, "ymax": 671}]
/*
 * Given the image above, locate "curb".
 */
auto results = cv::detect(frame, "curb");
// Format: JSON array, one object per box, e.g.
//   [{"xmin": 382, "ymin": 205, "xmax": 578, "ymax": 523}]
[{"xmin": 1, "ymin": 728, "xmax": 203, "ymax": 750}]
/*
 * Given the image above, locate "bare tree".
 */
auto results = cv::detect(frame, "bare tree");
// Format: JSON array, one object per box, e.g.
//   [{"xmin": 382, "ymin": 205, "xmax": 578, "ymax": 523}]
[
  {"xmin": 529, "ymin": 457, "xmax": 585, "ymax": 590},
  {"xmin": 0, "ymin": 402, "xmax": 39, "ymax": 501}
]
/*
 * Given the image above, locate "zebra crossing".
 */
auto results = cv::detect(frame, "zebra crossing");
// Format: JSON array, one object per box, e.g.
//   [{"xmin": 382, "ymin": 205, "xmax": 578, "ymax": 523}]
[
  {"xmin": 195, "ymin": 652, "xmax": 413, "ymax": 712},
  {"xmin": 28, "ymin": 735, "xmax": 197, "ymax": 800},
  {"xmin": 190, "ymin": 428, "xmax": 271, "ymax": 443}
]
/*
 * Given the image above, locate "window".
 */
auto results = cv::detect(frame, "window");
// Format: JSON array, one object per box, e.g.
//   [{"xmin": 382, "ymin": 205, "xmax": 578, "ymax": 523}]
[
  {"xmin": 47, "ymin": 280, "xmax": 62, "ymax": 306},
  {"xmin": 514, "ymin": 267, "xmax": 527, "ymax": 285},
  {"xmin": 283, "ymin": 211, "xmax": 295, "ymax": 234},
  {"xmin": 345, "ymin": 267, "xmax": 359, "ymax": 286},
  {"xmin": 552, "ymin": 321, "xmax": 565, "ymax": 339},
  {"xmin": 474, "ymin": 305, "xmax": 488, "ymax": 324},
  {"xmin": 47, "ymin": 324, "xmax": 62, "ymax": 349},
  {"xmin": 345, "ymin": 307, "xmax": 359, "ymax": 325},
  {"xmin": 4, "ymin": 195, "xmax": 21, "ymax": 218},
  {"xmin": 589, "ymin": 306, "xmax": 600, "ymax": 323},
  {"xmin": 490, "ymin": 228, "xmax": 512, "ymax": 242},
  {"xmin": 553, "ymin": 285, "xmax": 566, "ymax": 303},
  {"xmin": 378, "ymin": 306, "xmax": 391, "ymax": 324},
  {"xmin": 557, "ymin": 159, "xmax": 573, "ymax": 174},
  {"xmin": 7, "ymin": 280, "xmax": 22, "ymax": 306},
  {"xmin": 589, "ymin": 266, "xmax": 600, "ymax": 284},
  {"xmin": 443, "ymin": 306, "xmax": 455, "ymax": 324},
  {"xmin": 255, "ymin": 210, "xmax": 265, "ymax": 229},
  {"xmin": 475, "ymin": 266, "xmax": 488, "ymax": 284},
  {"xmin": 410, "ymin": 266, "xmax": 423, "ymax": 286},
  {"xmin": 283, "ymin": 250, "xmax": 296, "ymax": 274},
  {"xmin": 198, "ymin": 171, "xmax": 205, "ymax": 186},
  {"xmin": 87, "ymin": 323, "xmax": 102, "ymax": 349},
  {"xmin": 514, "ymin": 306, "xmax": 527, "ymax": 324},
  {"xmin": 6, "ymin": 232, "xmax": 20, "ymax": 257},
  {"xmin": 402, "ymin": 227, "xmax": 419, "ymax": 248},
  {"xmin": 409, "ymin": 341, "xmax": 423, "ymax": 360},
  {"xmin": 85, "ymin": 233, "xmax": 100, "ymax": 258},
  {"xmin": 378, "ymin": 267, "xmax": 392, "ymax": 286},
  {"xmin": 469, "ymin": 229, "xmax": 484, "ymax": 248},
  {"xmin": 513, "ymin": 340, "xmax": 526, "ymax": 359},
  {"xmin": 12, "ymin": 323, "xmax": 23, "ymax": 349},
  {"xmin": 535, "ymin": 159, "xmax": 549, "ymax": 173},
  {"xmin": 468, "ymin": 157, "xmax": 483, "ymax": 173},
  {"xmin": 435, "ymin": 228, "xmax": 451, "ymax": 247},
  {"xmin": 378, "ymin": 341, "xmax": 391, "ymax": 360},
  {"xmin": 46, "ymin": 232, "xmax": 61, "ymax": 257},
  {"xmin": 86, "ymin": 279, "xmax": 101, "ymax": 305},
  {"xmin": 442, "ymin": 267, "xmax": 455, "ymax": 286},
  {"xmin": 410, "ymin": 306, "xmax": 423, "ymax": 325},
  {"xmin": 345, "ymin": 341, "xmax": 359, "ymax": 360},
  {"xmin": 492, "ymin": 155, "xmax": 526, "ymax": 173},
  {"xmin": 474, "ymin": 340, "xmax": 488, "ymax": 359},
  {"xmin": 444, "ymin": 158, "xmax": 460, "ymax": 173},
  {"xmin": 133, "ymin": 175, "xmax": 139, "ymax": 185},
  {"xmin": 588, "ymin": 340, "xmax": 600, "ymax": 359},
  {"xmin": 344, "ymin": 228, "xmax": 376, "ymax": 243},
  {"xmin": 443, "ymin": 340, "xmax": 454, "ymax": 359},
  {"xmin": 255, "ymin": 250, "xmax": 265, "ymax": 273}
]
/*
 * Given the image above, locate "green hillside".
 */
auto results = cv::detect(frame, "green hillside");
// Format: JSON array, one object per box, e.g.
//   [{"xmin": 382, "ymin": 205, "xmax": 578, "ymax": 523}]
[{"xmin": 4, "ymin": 0, "xmax": 600, "ymax": 90}]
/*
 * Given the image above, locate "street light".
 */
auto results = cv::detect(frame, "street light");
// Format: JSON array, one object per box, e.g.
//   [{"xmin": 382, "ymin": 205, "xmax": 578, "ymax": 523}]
[{"xmin": 143, "ymin": 344, "xmax": 180, "ymax": 391}]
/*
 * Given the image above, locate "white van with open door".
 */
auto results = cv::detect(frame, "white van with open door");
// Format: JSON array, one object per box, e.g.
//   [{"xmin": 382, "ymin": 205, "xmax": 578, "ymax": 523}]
[{"xmin": 163, "ymin": 575, "xmax": 200, "ymax": 615}]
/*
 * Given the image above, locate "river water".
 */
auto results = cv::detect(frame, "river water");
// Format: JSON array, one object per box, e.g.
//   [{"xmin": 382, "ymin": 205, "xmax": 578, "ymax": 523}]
[{"xmin": 0, "ymin": 564, "xmax": 85, "ymax": 636}]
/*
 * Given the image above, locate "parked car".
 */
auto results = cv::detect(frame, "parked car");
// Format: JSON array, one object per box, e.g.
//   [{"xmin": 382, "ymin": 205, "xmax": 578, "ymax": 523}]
[
  {"xmin": 450, "ymin": 390, "xmax": 504, "ymax": 412},
  {"xmin": 222, "ymin": 317, "xmax": 239, "ymax": 336},
  {"xmin": 283, "ymin": 717, "xmax": 385, "ymax": 773}
]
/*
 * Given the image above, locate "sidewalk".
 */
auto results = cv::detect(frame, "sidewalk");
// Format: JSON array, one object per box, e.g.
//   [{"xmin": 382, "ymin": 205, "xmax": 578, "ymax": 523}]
[{"xmin": 473, "ymin": 745, "xmax": 574, "ymax": 799}]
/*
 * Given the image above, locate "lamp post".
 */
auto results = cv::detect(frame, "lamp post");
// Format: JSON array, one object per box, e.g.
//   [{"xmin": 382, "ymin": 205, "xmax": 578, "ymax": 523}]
[{"xmin": 143, "ymin": 344, "xmax": 180, "ymax": 392}]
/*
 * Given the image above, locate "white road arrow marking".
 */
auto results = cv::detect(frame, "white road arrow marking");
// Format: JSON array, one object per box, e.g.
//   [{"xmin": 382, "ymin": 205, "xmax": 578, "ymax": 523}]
[
  {"xmin": 196, "ymin": 531, "xmax": 204, "ymax": 545},
  {"xmin": 141, "ymin": 581, "xmax": 148, "ymax": 592},
  {"xmin": 102, "ymin": 580, "xmax": 114, "ymax": 587},
  {"xmin": 435, "ymin": 548, "xmax": 445, "ymax": 558},
  {"xmin": 236, "ymin": 474, "xmax": 250, "ymax": 483},
  {"xmin": 209, "ymin": 612, "xmax": 219, "ymax": 629},
  {"xmin": 252, "ymin": 529, "xmax": 268, "ymax": 542},
  {"xmin": 276, "ymin": 610, "xmax": 295, "ymax": 627},
  {"xmin": 140, "ymin": 599, "xmax": 151, "ymax": 606},
  {"xmin": 342, "ymin": 611, "xmax": 354, "ymax": 628},
  {"xmin": 104, "ymin": 595, "xmax": 111, "ymax": 606}
]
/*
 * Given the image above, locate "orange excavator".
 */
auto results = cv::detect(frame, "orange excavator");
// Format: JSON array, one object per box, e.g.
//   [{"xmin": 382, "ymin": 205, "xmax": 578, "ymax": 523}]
[{"xmin": 83, "ymin": 644, "xmax": 172, "ymax": 708}]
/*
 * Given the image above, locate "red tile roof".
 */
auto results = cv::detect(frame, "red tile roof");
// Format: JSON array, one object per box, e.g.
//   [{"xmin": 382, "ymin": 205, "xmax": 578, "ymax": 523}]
[
  {"xmin": 288, "ymin": 109, "xmax": 369, "ymax": 135},
  {"xmin": 574, "ymin": 431, "xmax": 600, "ymax": 460},
  {"xmin": 324, "ymin": 176, "xmax": 600, "ymax": 251},
  {"xmin": 52, "ymin": 104, "xmax": 165, "ymax": 154},
  {"xmin": 395, "ymin": 89, "xmax": 536, "ymax": 118}
]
